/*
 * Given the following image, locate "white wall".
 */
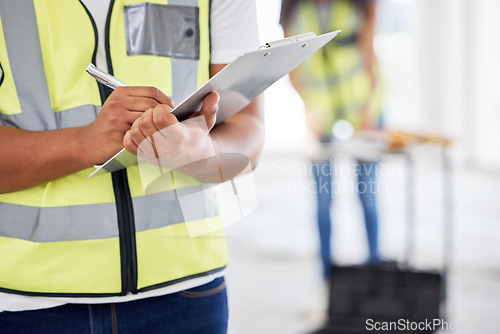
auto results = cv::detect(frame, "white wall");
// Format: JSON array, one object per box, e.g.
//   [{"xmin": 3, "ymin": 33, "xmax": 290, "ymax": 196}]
[
  {"xmin": 255, "ymin": 0, "xmax": 307, "ymax": 151},
  {"xmin": 467, "ymin": 0, "xmax": 500, "ymax": 169}
]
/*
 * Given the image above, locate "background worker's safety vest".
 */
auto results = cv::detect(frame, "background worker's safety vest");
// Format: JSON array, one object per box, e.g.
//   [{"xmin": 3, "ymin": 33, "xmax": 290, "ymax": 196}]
[
  {"xmin": 0, "ymin": 0, "xmax": 227, "ymax": 297},
  {"xmin": 287, "ymin": 0, "xmax": 384, "ymax": 134}
]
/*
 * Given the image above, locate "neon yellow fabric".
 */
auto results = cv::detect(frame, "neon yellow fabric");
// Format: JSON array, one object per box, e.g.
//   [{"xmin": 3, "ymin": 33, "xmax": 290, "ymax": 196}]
[
  {"xmin": 0, "ymin": 236, "xmax": 122, "ymax": 294},
  {"xmin": 136, "ymin": 220, "xmax": 227, "ymax": 289},
  {"xmin": 0, "ymin": 15, "xmax": 22, "ymax": 116},
  {"xmin": 128, "ymin": 164, "xmax": 205, "ymax": 199},
  {"xmin": 289, "ymin": 0, "xmax": 383, "ymax": 133},
  {"xmin": 0, "ymin": 168, "xmax": 116, "ymax": 207},
  {"xmin": 34, "ymin": 0, "xmax": 102, "ymax": 112}
]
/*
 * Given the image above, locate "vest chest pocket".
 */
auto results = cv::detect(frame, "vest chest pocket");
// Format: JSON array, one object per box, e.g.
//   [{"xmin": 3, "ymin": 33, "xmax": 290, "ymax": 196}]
[{"xmin": 124, "ymin": 3, "xmax": 200, "ymax": 60}]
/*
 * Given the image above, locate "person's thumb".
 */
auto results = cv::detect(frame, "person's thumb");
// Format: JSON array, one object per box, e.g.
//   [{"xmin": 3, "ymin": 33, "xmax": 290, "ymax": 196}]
[{"xmin": 199, "ymin": 92, "xmax": 219, "ymax": 129}]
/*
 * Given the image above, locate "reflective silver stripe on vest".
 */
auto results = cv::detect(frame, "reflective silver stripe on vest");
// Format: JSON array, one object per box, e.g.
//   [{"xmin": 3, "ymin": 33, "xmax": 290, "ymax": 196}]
[
  {"xmin": 0, "ymin": 191, "xmax": 218, "ymax": 242},
  {"xmin": 0, "ymin": 1, "xmax": 99, "ymax": 130},
  {"xmin": 0, "ymin": 104, "xmax": 100, "ymax": 129},
  {"xmin": 0, "ymin": 0, "xmax": 55, "ymax": 131},
  {"xmin": 124, "ymin": 3, "xmax": 199, "ymax": 59},
  {"xmin": 0, "ymin": 202, "xmax": 118, "ymax": 242},
  {"xmin": 172, "ymin": 0, "xmax": 198, "ymax": 8},
  {"xmin": 169, "ymin": 0, "xmax": 199, "ymax": 103},
  {"xmin": 171, "ymin": 58, "xmax": 199, "ymax": 103},
  {"xmin": 54, "ymin": 105, "xmax": 100, "ymax": 128}
]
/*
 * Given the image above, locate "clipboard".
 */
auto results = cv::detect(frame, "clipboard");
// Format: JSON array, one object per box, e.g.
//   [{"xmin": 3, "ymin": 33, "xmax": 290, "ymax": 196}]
[{"xmin": 89, "ymin": 31, "xmax": 341, "ymax": 177}]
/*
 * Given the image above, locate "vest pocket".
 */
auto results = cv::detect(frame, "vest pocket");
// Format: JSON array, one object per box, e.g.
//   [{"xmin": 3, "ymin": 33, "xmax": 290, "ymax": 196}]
[{"xmin": 124, "ymin": 3, "xmax": 200, "ymax": 60}]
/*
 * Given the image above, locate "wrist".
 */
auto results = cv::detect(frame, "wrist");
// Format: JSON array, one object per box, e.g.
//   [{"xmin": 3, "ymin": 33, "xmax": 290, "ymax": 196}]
[{"xmin": 73, "ymin": 125, "xmax": 96, "ymax": 168}]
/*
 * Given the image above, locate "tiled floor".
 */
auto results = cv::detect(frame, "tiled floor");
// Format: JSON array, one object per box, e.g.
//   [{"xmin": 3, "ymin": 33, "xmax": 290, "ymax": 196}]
[{"xmin": 224, "ymin": 146, "xmax": 500, "ymax": 334}]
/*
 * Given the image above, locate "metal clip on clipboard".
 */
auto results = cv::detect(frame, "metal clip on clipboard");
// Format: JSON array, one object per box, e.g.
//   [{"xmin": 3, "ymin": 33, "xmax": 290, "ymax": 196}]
[{"xmin": 261, "ymin": 32, "xmax": 317, "ymax": 49}]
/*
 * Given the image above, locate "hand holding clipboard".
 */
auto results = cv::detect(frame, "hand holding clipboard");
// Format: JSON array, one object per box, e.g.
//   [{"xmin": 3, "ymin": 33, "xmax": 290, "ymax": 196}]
[{"xmin": 88, "ymin": 31, "xmax": 341, "ymax": 177}]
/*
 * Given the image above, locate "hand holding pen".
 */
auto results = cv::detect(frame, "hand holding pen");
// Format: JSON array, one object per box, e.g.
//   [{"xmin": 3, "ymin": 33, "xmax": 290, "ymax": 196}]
[
  {"xmin": 85, "ymin": 63, "xmax": 128, "ymax": 89},
  {"xmin": 83, "ymin": 63, "xmax": 174, "ymax": 164}
]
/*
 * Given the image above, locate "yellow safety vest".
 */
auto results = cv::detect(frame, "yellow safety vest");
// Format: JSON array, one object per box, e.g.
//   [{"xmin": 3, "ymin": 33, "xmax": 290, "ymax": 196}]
[
  {"xmin": 0, "ymin": 0, "xmax": 227, "ymax": 297},
  {"xmin": 287, "ymin": 0, "xmax": 383, "ymax": 133}
]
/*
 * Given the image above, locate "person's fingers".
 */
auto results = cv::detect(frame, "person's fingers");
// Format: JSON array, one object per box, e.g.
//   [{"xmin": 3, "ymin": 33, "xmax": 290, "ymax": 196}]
[
  {"xmin": 199, "ymin": 92, "xmax": 219, "ymax": 129},
  {"xmin": 152, "ymin": 104, "xmax": 179, "ymax": 131},
  {"xmin": 137, "ymin": 108, "xmax": 162, "ymax": 139},
  {"xmin": 123, "ymin": 130, "xmax": 138, "ymax": 155},
  {"xmin": 125, "ymin": 97, "xmax": 160, "ymax": 112},
  {"xmin": 124, "ymin": 111, "xmax": 145, "ymax": 125},
  {"xmin": 125, "ymin": 86, "xmax": 174, "ymax": 107},
  {"xmin": 129, "ymin": 119, "xmax": 148, "ymax": 148}
]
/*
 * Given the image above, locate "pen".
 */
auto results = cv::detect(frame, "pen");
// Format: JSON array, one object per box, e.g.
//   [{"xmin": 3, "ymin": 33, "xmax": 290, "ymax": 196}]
[{"xmin": 85, "ymin": 63, "xmax": 128, "ymax": 89}]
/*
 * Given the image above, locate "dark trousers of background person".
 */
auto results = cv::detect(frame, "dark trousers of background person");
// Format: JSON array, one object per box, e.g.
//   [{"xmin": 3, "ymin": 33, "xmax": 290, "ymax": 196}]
[
  {"xmin": 0, "ymin": 277, "xmax": 227, "ymax": 334},
  {"xmin": 312, "ymin": 160, "xmax": 380, "ymax": 279}
]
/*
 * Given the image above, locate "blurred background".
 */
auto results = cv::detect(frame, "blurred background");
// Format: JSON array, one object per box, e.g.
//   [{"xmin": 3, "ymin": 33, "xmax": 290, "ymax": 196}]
[{"xmin": 224, "ymin": 0, "xmax": 500, "ymax": 333}]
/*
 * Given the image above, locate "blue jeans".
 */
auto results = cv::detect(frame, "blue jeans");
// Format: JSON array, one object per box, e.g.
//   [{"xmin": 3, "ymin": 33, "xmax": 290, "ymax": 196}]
[
  {"xmin": 0, "ymin": 277, "xmax": 227, "ymax": 334},
  {"xmin": 312, "ymin": 160, "xmax": 380, "ymax": 278}
]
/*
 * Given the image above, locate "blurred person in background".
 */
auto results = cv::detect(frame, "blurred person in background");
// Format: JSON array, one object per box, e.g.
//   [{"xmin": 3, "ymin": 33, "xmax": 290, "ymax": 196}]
[{"xmin": 280, "ymin": 0, "xmax": 384, "ymax": 280}]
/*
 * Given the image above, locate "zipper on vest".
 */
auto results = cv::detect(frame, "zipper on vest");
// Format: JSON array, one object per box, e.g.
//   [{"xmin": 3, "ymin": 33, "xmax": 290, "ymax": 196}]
[
  {"xmin": 106, "ymin": 0, "xmax": 138, "ymax": 295},
  {"xmin": 89, "ymin": 0, "xmax": 138, "ymax": 295},
  {"xmin": 111, "ymin": 170, "xmax": 138, "ymax": 295}
]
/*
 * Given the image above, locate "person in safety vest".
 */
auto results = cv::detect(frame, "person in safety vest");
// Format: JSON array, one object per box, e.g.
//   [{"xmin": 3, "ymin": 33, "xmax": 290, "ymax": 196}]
[
  {"xmin": 280, "ymin": 0, "xmax": 383, "ymax": 279},
  {"xmin": 0, "ymin": 0, "xmax": 263, "ymax": 333}
]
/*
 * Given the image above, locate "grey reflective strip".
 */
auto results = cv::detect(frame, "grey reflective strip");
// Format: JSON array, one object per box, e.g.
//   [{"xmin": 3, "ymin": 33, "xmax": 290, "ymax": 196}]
[
  {"xmin": 134, "ymin": 190, "xmax": 219, "ymax": 232},
  {"xmin": 169, "ymin": 0, "xmax": 199, "ymax": 103},
  {"xmin": 0, "ymin": 193, "xmax": 218, "ymax": 242},
  {"xmin": 124, "ymin": 3, "xmax": 199, "ymax": 59},
  {"xmin": 144, "ymin": 183, "xmax": 211, "ymax": 201},
  {"xmin": 0, "ymin": 0, "xmax": 55, "ymax": 131},
  {"xmin": 0, "ymin": 104, "xmax": 99, "ymax": 129},
  {"xmin": 170, "ymin": 0, "xmax": 198, "ymax": 6},
  {"xmin": 54, "ymin": 105, "xmax": 100, "ymax": 128},
  {"xmin": 0, "ymin": 202, "xmax": 118, "ymax": 242},
  {"xmin": 171, "ymin": 58, "xmax": 199, "ymax": 103}
]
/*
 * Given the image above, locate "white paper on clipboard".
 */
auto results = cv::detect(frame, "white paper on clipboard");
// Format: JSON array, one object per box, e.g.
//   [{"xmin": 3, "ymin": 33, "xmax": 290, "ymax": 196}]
[{"xmin": 89, "ymin": 30, "xmax": 341, "ymax": 177}]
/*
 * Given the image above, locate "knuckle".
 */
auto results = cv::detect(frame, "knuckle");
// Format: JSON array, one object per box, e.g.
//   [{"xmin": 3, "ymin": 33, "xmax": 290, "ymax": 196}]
[
  {"xmin": 129, "ymin": 124, "xmax": 142, "ymax": 137},
  {"xmin": 156, "ymin": 104, "xmax": 171, "ymax": 113},
  {"xmin": 164, "ymin": 96, "xmax": 173, "ymax": 106},
  {"xmin": 104, "ymin": 99, "xmax": 118, "ymax": 110},
  {"xmin": 123, "ymin": 134, "xmax": 131, "ymax": 146},
  {"xmin": 153, "ymin": 111, "xmax": 172, "ymax": 126},
  {"xmin": 123, "ymin": 131, "xmax": 134, "ymax": 144},
  {"xmin": 147, "ymin": 87, "xmax": 160, "ymax": 98},
  {"xmin": 138, "ymin": 116, "xmax": 150, "ymax": 127}
]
